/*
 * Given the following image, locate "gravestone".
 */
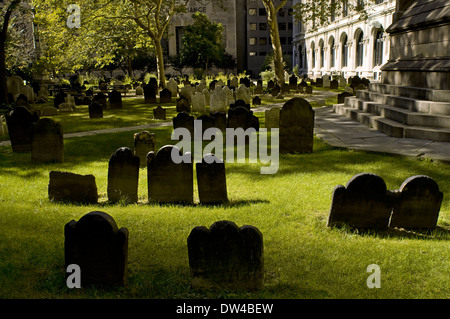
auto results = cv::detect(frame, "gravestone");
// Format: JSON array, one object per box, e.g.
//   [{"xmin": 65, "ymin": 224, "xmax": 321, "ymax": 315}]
[
  {"xmin": 107, "ymin": 147, "xmax": 140, "ymax": 203},
  {"xmin": 252, "ymin": 96, "xmax": 261, "ymax": 105},
  {"xmin": 327, "ymin": 173, "xmax": 394, "ymax": 229},
  {"xmin": 147, "ymin": 145, "xmax": 193, "ymax": 203},
  {"xmin": 210, "ymin": 112, "xmax": 227, "ymax": 132},
  {"xmin": 173, "ymin": 112, "xmax": 195, "ymax": 137},
  {"xmin": 166, "ymin": 78, "xmax": 178, "ymax": 97},
  {"xmin": 209, "ymin": 80, "xmax": 217, "ymax": 91},
  {"xmin": 153, "ymin": 105, "xmax": 166, "ymax": 120},
  {"xmin": 227, "ymin": 106, "xmax": 254, "ymax": 130},
  {"xmin": 135, "ymin": 85, "xmax": 143, "ymax": 96},
  {"xmin": 330, "ymin": 79, "xmax": 339, "ymax": 90},
  {"xmin": 108, "ymin": 90, "xmax": 122, "ymax": 109},
  {"xmin": 202, "ymin": 88, "xmax": 210, "ymax": 107},
  {"xmin": 54, "ymin": 92, "xmax": 66, "ymax": 109},
  {"xmin": 230, "ymin": 99, "xmax": 250, "ymax": 111},
  {"xmin": 196, "ymin": 114, "xmax": 216, "ymax": 136},
  {"xmin": 236, "ymin": 84, "xmax": 251, "ymax": 105},
  {"xmin": 390, "ymin": 175, "xmax": 443, "ymax": 229},
  {"xmin": 267, "ymin": 80, "xmax": 275, "ymax": 89},
  {"xmin": 339, "ymin": 77, "xmax": 346, "ymax": 87},
  {"xmin": 265, "ymin": 107, "xmax": 281, "ymax": 129},
  {"xmin": 210, "ymin": 87, "xmax": 227, "ymax": 113},
  {"xmin": 322, "ymin": 75, "xmax": 331, "ymax": 88},
  {"xmin": 134, "ymin": 131, "xmax": 156, "ymax": 168},
  {"xmin": 253, "ymin": 84, "xmax": 263, "ymax": 95},
  {"xmin": 222, "ymin": 86, "xmax": 234, "ymax": 105},
  {"xmin": 180, "ymin": 84, "xmax": 195, "ymax": 103},
  {"xmin": 5, "ymin": 106, "xmax": 39, "ymax": 152},
  {"xmin": 176, "ymin": 96, "xmax": 191, "ymax": 113},
  {"xmin": 297, "ymin": 85, "xmax": 304, "ymax": 93},
  {"xmin": 230, "ymin": 76, "xmax": 239, "ymax": 88},
  {"xmin": 191, "ymin": 92, "xmax": 206, "ymax": 113},
  {"xmin": 41, "ymin": 107, "xmax": 58, "ymax": 117},
  {"xmin": 271, "ymin": 85, "xmax": 280, "ymax": 97},
  {"xmin": 31, "ymin": 118, "xmax": 64, "ymax": 163},
  {"xmin": 338, "ymin": 92, "xmax": 353, "ymax": 104},
  {"xmin": 279, "ymin": 98, "xmax": 314, "ymax": 153},
  {"xmin": 187, "ymin": 220, "xmax": 264, "ymax": 291},
  {"xmin": 159, "ymin": 88, "xmax": 172, "ymax": 103},
  {"xmin": 48, "ymin": 171, "xmax": 98, "ymax": 204},
  {"xmin": 196, "ymin": 154, "xmax": 228, "ymax": 204},
  {"xmin": 289, "ymin": 75, "xmax": 298, "ymax": 90},
  {"xmin": 305, "ymin": 86, "xmax": 313, "ymax": 94},
  {"xmin": 144, "ymin": 83, "xmax": 157, "ymax": 103},
  {"xmin": 315, "ymin": 78, "xmax": 323, "ymax": 87},
  {"xmin": 92, "ymin": 93, "xmax": 107, "ymax": 110},
  {"xmin": 89, "ymin": 102, "xmax": 104, "ymax": 119},
  {"xmin": 64, "ymin": 211, "xmax": 129, "ymax": 287}
]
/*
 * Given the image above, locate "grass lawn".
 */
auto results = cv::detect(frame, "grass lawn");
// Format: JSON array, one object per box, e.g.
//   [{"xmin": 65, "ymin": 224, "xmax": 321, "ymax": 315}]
[{"xmin": 0, "ymin": 92, "xmax": 448, "ymax": 299}]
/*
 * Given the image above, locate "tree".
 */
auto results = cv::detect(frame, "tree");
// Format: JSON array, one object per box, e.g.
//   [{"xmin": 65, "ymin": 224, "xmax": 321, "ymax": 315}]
[
  {"xmin": 261, "ymin": 0, "xmax": 288, "ymax": 88},
  {"xmin": 179, "ymin": 12, "xmax": 225, "ymax": 72},
  {"xmin": 0, "ymin": 0, "xmax": 23, "ymax": 105}
]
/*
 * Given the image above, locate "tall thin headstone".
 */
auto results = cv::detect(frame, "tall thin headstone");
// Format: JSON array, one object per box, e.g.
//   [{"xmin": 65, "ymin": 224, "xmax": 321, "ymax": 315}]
[
  {"xmin": 31, "ymin": 118, "xmax": 64, "ymax": 162},
  {"xmin": 107, "ymin": 147, "xmax": 140, "ymax": 203}
]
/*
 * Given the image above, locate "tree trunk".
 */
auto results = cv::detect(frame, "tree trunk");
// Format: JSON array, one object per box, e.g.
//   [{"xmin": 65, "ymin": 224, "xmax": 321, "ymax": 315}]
[
  {"xmin": 154, "ymin": 38, "xmax": 166, "ymax": 88},
  {"xmin": 263, "ymin": 0, "xmax": 285, "ymax": 88}
]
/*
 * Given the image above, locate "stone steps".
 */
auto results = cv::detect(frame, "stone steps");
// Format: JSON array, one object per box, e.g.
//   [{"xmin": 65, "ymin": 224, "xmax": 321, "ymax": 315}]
[{"xmin": 369, "ymin": 83, "xmax": 450, "ymax": 103}]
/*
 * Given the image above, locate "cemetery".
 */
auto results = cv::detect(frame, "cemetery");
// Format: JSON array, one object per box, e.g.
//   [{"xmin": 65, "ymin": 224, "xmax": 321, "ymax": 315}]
[{"xmin": 0, "ymin": 0, "xmax": 448, "ymax": 304}]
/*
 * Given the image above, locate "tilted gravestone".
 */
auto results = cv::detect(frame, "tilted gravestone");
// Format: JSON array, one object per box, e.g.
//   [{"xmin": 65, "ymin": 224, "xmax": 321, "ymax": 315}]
[
  {"xmin": 159, "ymin": 88, "xmax": 172, "ymax": 103},
  {"xmin": 31, "ymin": 118, "xmax": 64, "ymax": 163},
  {"xmin": 176, "ymin": 96, "xmax": 191, "ymax": 113},
  {"xmin": 187, "ymin": 220, "xmax": 264, "ymax": 291},
  {"xmin": 108, "ymin": 90, "xmax": 122, "ymax": 109},
  {"xmin": 153, "ymin": 105, "xmax": 166, "ymax": 120},
  {"xmin": 48, "ymin": 171, "xmax": 98, "ymax": 204},
  {"xmin": 196, "ymin": 154, "xmax": 228, "ymax": 204},
  {"xmin": 279, "ymin": 98, "xmax": 314, "ymax": 153},
  {"xmin": 265, "ymin": 107, "xmax": 281, "ymax": 129},
  {"xmin": 64, "ymin": 211, "xmax": 129, "ymax": 287},
  {"xmin": 5, "ymin": 106, "xmax": 40, "ymax": 153},
  {"xmin": 173, "ymin": 112, "xmax": 194, "ymax": 137},
  {"xmin": 390, "ymin": 175, "xmax": 443, "ymax": 229},
  {"xmin": 89, "ymin": 101, "xmax": 104, "ymax": 119},
  {"xmin": 327, "ymin": 173, "xmax": 394, "ymax": 229},
  {"xmin": 134, "ymin": 131, "xmax": 156, "ymax": 168},
  {"xmin": 147, "ymin": 145, "xmax": 193, "ymax": 203},
  {"xmin": 107, "ymin": 147, "xmax": 140, "ymax": 203}
]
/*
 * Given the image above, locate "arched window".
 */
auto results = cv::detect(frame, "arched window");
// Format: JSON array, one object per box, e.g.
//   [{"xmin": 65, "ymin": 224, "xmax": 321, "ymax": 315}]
[
  {"xmin": 329, "ymin": 37, "xmax": 335, "ymax": 68},
  {"xmin": 311, "ymin": 41, "xmax": 316, "ymax": 68},
  {"xmin": 356, "ymin": 31, "xmax": 364, "ymax": 67},
  {"xmin": 374, "ymin": 29, "xmax": 384, "ymax": 66},
  {"xmin": 341, "ymin": 34, "xmax": 348, "ymax": 67},
  {"xmin": 298, "ymin": 45, "xmax": 304, "ymax": 68},
  {"xmin": 319, "ymin": 40, "xmax": 324, "ymax": 68}
]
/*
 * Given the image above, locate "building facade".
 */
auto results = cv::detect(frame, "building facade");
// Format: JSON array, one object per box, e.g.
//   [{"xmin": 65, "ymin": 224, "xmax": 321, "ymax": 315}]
[
  {"xmin": 292, "ymin": 0, "xmax": 396, "ymax": 81},
  {"xmin": 167, "ymin": 0, "xmax": 293, "ymax": 78}
]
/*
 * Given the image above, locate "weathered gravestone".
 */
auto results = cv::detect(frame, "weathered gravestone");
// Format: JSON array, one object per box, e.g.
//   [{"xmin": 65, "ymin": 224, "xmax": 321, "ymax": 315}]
[
  {"xmin": 144, "ymin": 83, "xmax": 157, "ymax": 103},
  {"xmin": 108, "ymin": 90, "xmax": 122, "ymax": 109},
  {"xmin": 196, "ymin": 154, "xmax": 228, "ymax": 204},
  {"xmin": 48, "ymin": 171, "xmax": 98, "ymax": 204},
  {"xmin": 153, "ymin": 105, "xmax": 166, "ymax": 120},
  {"xmin": 159, "ymin": 88, "xmax": 172, "ymax": 103},
  {"xmin": 134, "ymin": 131, "xmax": 156, "ymax": 168},
  {"xmin": 107, "ymin": 147, "xmax": 140, "ymax": 203},
  {"xmin": 176, "ymin": 96, "xmax": 191, "ymax": 113},
  {"xmin": 330, "ymin": 79, "xmax": 339, "ymax": 90},
  {"xmin": 31, "ymin": 118, "xmax": 63, "ymax": 163},
  {"xmin": 252, "ymin": 96, "xmax": 261, "ymax": 105},
  {"xmin": 322, "ymin": 75, "xmax": 331, "ymax": 88},
  {"xmin": 147, "ymin": 145, "xmax": 193, "ymax": 203},
  {"xmin": 65, "ymin": 211, "xmax": 129, "ymax": 287},
  {"xmin": 210, "ymin": 87, "xmax": 227, "ymax": 113},
  {"xmin": 54, "ymin": 92, "xmax": 66, "ymax": 109},
  {"xmin": 89, "ymin": 101, "xmax": 104, "ymax": 119},
  {"xmin": 390, "ymin": 175, "xmax": 443, "ymax": 229},
  {"xmin": 271, "ymin": 85, "xmax": 280, "ymax": 97},
  {"xmin": 135, "ymin": 85, "xmax": 143, "ymax": 96},
  {"xmin": 5, "ymin": 106, "xmax": 39, "ymax": 152},
  {"xmin": 265, "ymin": 107, "xmax": 281, "ymax": 129},
  {"xmin": 180, "ymin": 84, "xmax": 195, "ymax": 103},
  {"xmin": 167, "ymin": 78, "xmax": 179, "ymax": 97},
  {"xmin": 327, "ymin": 173, "xmax": 394, "ymax": 229},
  {"xmin": 202, "ymin": 88, "xmax": 210, "ymax": 107},
  {"xmin": 305, "ymin": 86, "xmax": 313, "ymax": 94},
  {"xmin": 227, "ymin": 106, "xmax": 254, "ymax": 130},
  {"xmin": 289, "ymin": 75, "xmax": 298, "ymax": 90},
  {"xmin": 279, "ymin": 98, "xmax": 314, "ymax": 153},
  {"xmin": 236, "ymin": 84, "xmax": 251, "ymax": 105},
  {"xmin": 187, "ymin": 220, "xmax": 264, "ymax": 291},
  {"xmin": 210, "ymin": 112, "xmax": 227, "ymax": 132},
  {"xmin": 173, "ymin": 112, "xmax": 194, "ymax": 137},
  {"xmin": 41, "ymin": 107, "xmax": 58, "ymax": 116},
  {"xmin": 191, "ymin": 92, "xmax": 206, "ymax": 113},
  {"xmin": 338, "ymin": 92, "xmax": 354, "ymax": 104}
]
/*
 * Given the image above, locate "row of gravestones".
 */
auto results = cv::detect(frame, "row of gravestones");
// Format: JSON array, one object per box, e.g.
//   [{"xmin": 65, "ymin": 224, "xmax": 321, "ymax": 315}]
[
  {"xmin": 5, "ymin": 106, "xmax": 64, "ymax": 162},
  {"xmin": 328, "ymin": 173, "xmax": 444, "ymax": 230},
  {"xmin": 48, "ymin": 145, "xmax": 228, "ymax": 205},
  {"xmin": 63, "ymin": 172, "xmax": 442, "ymax": 289}
]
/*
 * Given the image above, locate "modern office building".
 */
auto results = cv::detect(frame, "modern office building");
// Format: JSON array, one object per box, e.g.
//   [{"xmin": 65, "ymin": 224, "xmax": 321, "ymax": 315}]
[
  {"xmin": 167, "ymin": 0, "xmax": 293, "ymax": 78},
  {"xmin": 292, "ymin": 0, "xmax": 396, "ymax": 80}
]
